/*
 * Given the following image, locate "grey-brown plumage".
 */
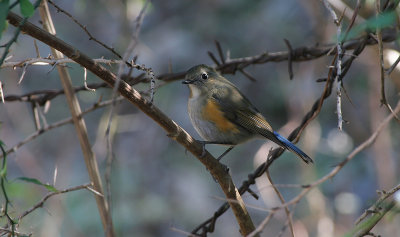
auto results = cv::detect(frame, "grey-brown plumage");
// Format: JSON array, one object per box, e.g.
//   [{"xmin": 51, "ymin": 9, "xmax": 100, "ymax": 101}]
[{"xmin": 183, "ymin": 64, "xmax": 313, "ymax": 163}]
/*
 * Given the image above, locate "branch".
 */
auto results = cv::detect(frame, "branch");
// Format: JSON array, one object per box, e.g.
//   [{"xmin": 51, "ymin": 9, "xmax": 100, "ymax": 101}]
[
  {"xmin": 2, "ymin": 97, "xmax": 123, "ymax": 157},
  {"xmin": 321, "ymin": 0, "xmax": 345, "ymax": 131},
  {"xmin": 18, "ymin": 183, "xmax": 94, "ymax": 222},
  {"xmin": 191, "ymin": 36, "xmax": 370, "ymax": 235},
  {"xmin": 1, "ymin": 57, "xmax": 124, "ymax": 68},
  {"xmin": 272, "ymin": 100, "xmax": 400, "ymax": 211},
  {"xmin": 156, "ymin": 29, "xmax": 398, "ymax": 83},
  {"xmin": 37, "ymin": 1, "xmax": 115, "ymax": 235},
  {"xmin": 6, "ymin": 11, "xmax": 257, "ymax": 236},
  {"xmin": 355, "ymin": 183, "xmax": 400, "ymax": 225},
  {"xmin": 47, "ymin": 0, "xmax": 123, "ymax": 59}
]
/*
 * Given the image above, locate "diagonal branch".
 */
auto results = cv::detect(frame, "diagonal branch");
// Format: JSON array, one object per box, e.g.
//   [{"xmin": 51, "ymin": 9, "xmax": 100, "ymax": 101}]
[
  {"xmin": 37, "ymin": 1, "xmax": 115, "ymax": 236},
  {"xmin": 6, "ymin": 11, "xmax": 257, "ymax": 236}
]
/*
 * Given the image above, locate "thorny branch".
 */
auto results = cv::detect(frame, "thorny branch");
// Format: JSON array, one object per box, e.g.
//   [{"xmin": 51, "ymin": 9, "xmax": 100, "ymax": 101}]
[
  {"xmin": 191, "ymin": 33, "xmax": 370, "ymax": 236},
  {"xmin": 1, "ymin": 1, "xmax": 400, "ymax": 236},
  {"xmin": 1, "ymin": 97, "xmax": 124, "ymax": 158},
  {"xmin": 0, "ymin": 0, "xmax": 43, "ymax": 66},
  {"xmin": 323, "ymin": 0, "xmax": 345, "ymax": 131},
  {"xmin": 6, "ymin": 11, "xmax": 258, "ymax": 235},
  {"xmin": 18, "ymin": 183, "xmax": 94, "ymax": 222},
  {"xmin": 104, "ymin": 2, "xmax": 150, "ymax": 230},
  {"xmin": 47, "ymin": 0, "xmax": 123, "ymax": 59}
]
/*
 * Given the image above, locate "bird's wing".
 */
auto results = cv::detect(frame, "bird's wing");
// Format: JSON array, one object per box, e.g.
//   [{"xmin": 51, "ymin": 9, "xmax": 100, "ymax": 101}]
[
  {"xmin": 211, "ymin": 86, "xmax": 313, "ymax": 164},
  {"xmin": 210, "ymin": 85, "xmax": 275, "ymax": 137}
]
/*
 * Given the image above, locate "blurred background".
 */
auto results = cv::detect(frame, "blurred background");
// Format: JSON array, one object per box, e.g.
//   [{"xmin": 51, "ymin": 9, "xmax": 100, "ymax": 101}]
[{"xmin": 1, "ymin": 0, "xmax": 400, "ymax": 236}]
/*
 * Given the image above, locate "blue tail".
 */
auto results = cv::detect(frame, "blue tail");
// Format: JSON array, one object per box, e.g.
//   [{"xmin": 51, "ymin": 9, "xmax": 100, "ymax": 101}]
[{"xmin": 273, "ymin": 132, "xmax": 313, "ymax": 164}]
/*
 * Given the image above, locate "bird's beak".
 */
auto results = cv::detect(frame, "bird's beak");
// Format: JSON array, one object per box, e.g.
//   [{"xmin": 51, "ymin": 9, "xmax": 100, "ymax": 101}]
[{"xmin": 182, "ymin": 78, "xmax": 195, "ymax": 84}]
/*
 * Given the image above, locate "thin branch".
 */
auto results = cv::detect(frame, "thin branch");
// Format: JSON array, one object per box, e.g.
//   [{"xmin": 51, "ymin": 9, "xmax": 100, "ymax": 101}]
[
  {"xmin": 1, "ymin": 57, "xmax": 124, "ymax": 68},
  {"xmin": 271, "ymin": 100, "xmax": 400, "ymax": 211},
  {"xmin": 385, "ymin": 54, "xmax": 400, "ymax": 74},
  {"xmin": 376, "ymin": 0, "xmax": 387, "ymax": 107},
  {"xmin": 247, "ymin": 212, "xmax": 275, "ymax": 237},
  {"xmin": 7, "ymin": 9, "xmax": 260, "ymax": 236},
  {"xmin": 0, "ymin": 0, "xmax": 43, "ymax": 66},
  {"xmin": 0, "ymin": 142, "xmax": 16, "ymax": 236},
  {"xmin": 4, "ymin": 82, "xmax": 108, "ymax": 105},
  {"xmin": 0, "ymin": 80, "xmax": 4, "ymax": 103},
  {"xmin": 192, "ymin": 36, "xmax": 369, "ymax": 235},
  {"xmin": 83, "ymin": 67, "xmax": 96, "ymax": 91},
  {"xmin": 352, "ymin": 200, "xmax": 395, "ymax": 237},
  {"xmin": 1, "ymin": 97, "xmax": 124, "ymax": 157},
  {"xmin": 170, "ymin": 227, "xmax": 201, "ymax": 237},
  {"xmin": 47, "ymin": 0, "xmax": 123, "ymax": 59},
  {"xmin": 375, "ymin": 2, "xmax": 400, "ymax": 123},
  {"xmin": 283, "ymin": 38, "xmax": 294, "ymax": 79},
  {"xmin": 0, "ymin": 227, "xmax": 31, "ymax": 237},
  {"xmin": 321, "ymin": 0, "xmax": 344, "ymax": 131},
  {"xmin": 38, "ymin": 2, "xmax": 115, "ymax": 235},
  {"xmin": 18, "ymin": 183, "xmax": 93, "ymax": 222},
  {"xmin": 215, "ymin": 40, "xmax": 225, "ymax": 64},
  {"xmin": 155, "ymin": 29, "xmax": 398, "ymax": 84},
  {"xmin": 104, "ymin": 2, "xmax": 150, "ymax": 229},
  {"xmin": 355, "ymin": 183, "xmax": 400, "ymax": 225},
  {"xmin": 266, "ymin": 170, "xmax": 294, "ymax": 237}
]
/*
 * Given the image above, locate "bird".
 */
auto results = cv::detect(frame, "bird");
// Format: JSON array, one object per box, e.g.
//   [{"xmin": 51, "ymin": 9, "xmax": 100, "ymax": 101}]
[{"xmin": 182, "ymin": 64, "xmax": 313, "ymax": 164}]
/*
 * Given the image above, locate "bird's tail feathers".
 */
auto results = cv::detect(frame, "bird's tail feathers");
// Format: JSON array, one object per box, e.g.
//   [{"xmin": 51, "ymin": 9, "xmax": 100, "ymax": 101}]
[{"xmin": 273, "ymin": 132, "xmax": 313, "ymax": 164}]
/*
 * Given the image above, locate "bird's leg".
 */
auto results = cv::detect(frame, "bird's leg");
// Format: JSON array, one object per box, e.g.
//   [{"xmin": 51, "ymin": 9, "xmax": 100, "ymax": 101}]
[
  {"xmin": 217, "ymin": 146, "xmax": 235, "ymax": 161},
  {"xmin": 196, "ymin": 140, "xmax": 234, "ymax": 158}
]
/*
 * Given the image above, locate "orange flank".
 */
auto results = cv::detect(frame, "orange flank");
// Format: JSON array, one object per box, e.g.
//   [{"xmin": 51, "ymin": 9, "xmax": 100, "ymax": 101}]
[{"xmin": 202, "ymin": 99, "xmax": 239, "ymax": 133}]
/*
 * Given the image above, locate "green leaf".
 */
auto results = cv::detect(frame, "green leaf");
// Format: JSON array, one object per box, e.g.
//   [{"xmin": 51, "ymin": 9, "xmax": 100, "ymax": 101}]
[
  {"xmin": 0, "ymin": 140, "xmax": 6, "ymax": 177},
  {"xmin": 19, "ymin": 0, "xmax": 34, "ymax": 17},
  {"xmin": 0, "ymin": 0, "xmax": 10, "ymax": 39},
  {"xmin": 0, "ymin": 161, "xmax": 6, "ymax": 177},
  {"xmin": 17, "ymin": 177, "xmax": 59, "ymax": 192},
  {"xmin": 340, "ymin": 11, "xmax": 397, "ymax": 41}
]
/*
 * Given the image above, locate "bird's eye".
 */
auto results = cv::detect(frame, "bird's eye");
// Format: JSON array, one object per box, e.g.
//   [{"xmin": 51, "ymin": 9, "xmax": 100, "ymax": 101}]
[{"xmin": 201, "ymin": 73, "xmax": 208, "ymax": 80}]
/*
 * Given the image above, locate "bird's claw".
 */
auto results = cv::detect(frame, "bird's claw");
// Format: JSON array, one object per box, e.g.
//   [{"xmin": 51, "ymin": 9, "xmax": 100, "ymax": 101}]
[{"xmin": 196, "ymin": 140, "xmax": 207, "ymax": 158}]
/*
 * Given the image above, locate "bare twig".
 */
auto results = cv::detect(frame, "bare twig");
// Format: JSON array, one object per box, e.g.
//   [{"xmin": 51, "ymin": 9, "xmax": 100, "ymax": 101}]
[
  {"xmin": 4, "ymin": 82, "xmax": 108, "ymax": 105},
  {"xmin": 0, "ymin": 227, "xmax": 31, "ymax": 237},
  {"xmin": 1, "ymin": 57, "xmax": 124, "ymax": 68},
  {"xmin": 266, "ymin": 170, "xmax": 294, "ymax": 237},
  {"xmin": 1, "ymin": 97, "xmax": 123, "ymax": 157},
  {"xmin": 385, "ymin": 54, "xmax": 400, "ymax": 75},
  {"xmin": 0, "ymin": 0, "xmax": 43, "ymax": 66},
  {"xmin": 170, "ymin": 227, "xmax": 201, "ymax": 237},
  {"xmin": 215, "ymin": 40, "xmax": 225, "ymax": 64},
  {"xmin": 321, "ymin": 0, "xmax": 344, "ymax": 131},
  {"xmin": 247, "ymin": 212, "xmax": 275, "ymax": 237},
  {"xmin": 283, "ymin": 38, "xmax": 294, "ymax": 79},
  {"xmin": 17, "ymin": 64, "xmax": 28, "ymax": 84},
  {"xmin": 0, "ymin": 80, "xmax": 4, "ymax": 103},
  {"xmin": 38, "ymin": 2, "xmax": 115, "ymax": 235},
  {"xmin": 33, "ymin": 39, "xmax": 41, "ymax": 57},
  {"xmin": 376, "ymin": 0, "xmax": 387, "ymax": 107},
  {"xmin": 7, "ymin": 11, "xmax": 258, "ymax": 235},
  {"xmin": 18, "ymin": 183, "xmax": 93, "ymax": 222},
  {"xmin": 238, "ymin": 68, "xmax": 257, "ymax": 82},
  {"xmin": 249, "ymin": 100, "xmax": 400, "ymax": 237},
  {"xmin": 352, "ymin": 200, "xmax": 395, "ymax": 237},
  {"xmin": 192, "ymin": 36, "xmax": 369, "ymax": 235},
  {"xmin": 374, "ymin": 1, "xmax": 400, "ymax": 123},
  {"xmin": 83, "ymin": 67, "xmax": 96, "ymax": 91},
  {"xmin": 207, "ymin": 51, "xmax": 220, "ymax": 66},
  {"xmin": 47, "ymin": 0, "xmax": 123, "ymax": 59},
  {"xmin": 0, "ymin": 142, "xmax": 16, "ymax": 235},
  {"xmin": 355, "ymin": 183, "xmax": 400, "ymax": 225},
  {"xmin": 271, "ymin": 100, "xmax": 400, "ymax": 211},
  {"xmin": 104, "ymin": 2, "xmax": 150, "ymax": 228}
]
